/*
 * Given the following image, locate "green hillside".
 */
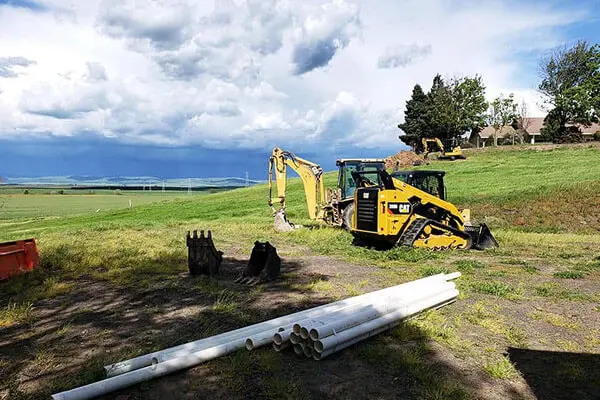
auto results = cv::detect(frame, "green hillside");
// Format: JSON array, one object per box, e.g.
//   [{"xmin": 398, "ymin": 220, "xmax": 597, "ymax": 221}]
[{"xmin": 1, "ymin": 144, "xmax": 599, "ymax": 400}]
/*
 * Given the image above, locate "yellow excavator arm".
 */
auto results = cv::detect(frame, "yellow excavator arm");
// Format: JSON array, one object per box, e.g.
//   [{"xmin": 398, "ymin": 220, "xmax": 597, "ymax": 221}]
[
  {"xmin": 268, "ymin": 147, "xmax": 326, "ymax": 220},
  {"xmin": 422, "ymin": 138, "xmax": 445, "ymax": 158}
]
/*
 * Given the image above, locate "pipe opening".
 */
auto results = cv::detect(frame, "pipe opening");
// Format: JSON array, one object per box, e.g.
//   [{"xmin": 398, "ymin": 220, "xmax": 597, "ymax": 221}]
[
  {"xmin": 273, "ymin": 333, "xmax": 283, "ymax": 345},
  {"xmin": 292, "ymin": 324, "xmax": 302, "ymax": 334},
  {"xmin": 300, "ymin": 327, "xmax": 310, "ymax": 339},
  {"xmin": 314, "ymin": 341, "xmax": 324, "ymax": 353},
  {"xmin": 290, "ymin": 333, "xmax": 301, "ymax": 344},
  {"xmin": 309, "ymin": 329, "xmax": 319, "ymax": 341},
  {"xmin": 245, "ymin": 339, "xmax": 254, "ymax": 351},
  {"xmin": 293, "ymin": 344, "xmax": 303, "ymax": 355},
  {"xmin": 312, "ymin": 349, "xmax": 322, "ymax": 361},
  {"xmin": 303, "ymin": 344, "xmax": 312, "ymax": 358}
]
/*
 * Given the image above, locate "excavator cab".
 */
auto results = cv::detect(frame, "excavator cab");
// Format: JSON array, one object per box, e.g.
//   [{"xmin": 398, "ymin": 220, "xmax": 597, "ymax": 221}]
[{"xmin": 336, "ymin": 160, "xmax": 386, "ymax": 200}]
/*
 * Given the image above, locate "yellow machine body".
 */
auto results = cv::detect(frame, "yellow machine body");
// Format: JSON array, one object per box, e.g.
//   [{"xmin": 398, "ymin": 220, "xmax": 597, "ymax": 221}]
[{"xmin": 351, "ymin": 170, "xmax": 497, "ymax": 250}]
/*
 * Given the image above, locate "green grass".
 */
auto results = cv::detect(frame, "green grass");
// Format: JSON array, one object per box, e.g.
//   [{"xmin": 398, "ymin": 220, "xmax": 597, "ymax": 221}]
[
  {"xmin": 0, "ymin": 190, "xmax": 207, "ymax": 220},
  {"xmin": 553, "ymin": 270, "xmax": 585, "ymax": 279},
  {"xmin": 453, "ymin": 260, "xmax": 486, "ymax": 272},
  {"xmin": 469, "ymin": 281, "xmax": 521, "ymax": 299},
  {"xmin": 0, "ymin": 301, "xmax": 35, "ymax": 327},
  {"xmin": 1, "ymin": 145, "xmax": 600, "ymax": 398},
  {"xmin": 484, "ymin": 356, "xmax": 521, "ymax": 380}
]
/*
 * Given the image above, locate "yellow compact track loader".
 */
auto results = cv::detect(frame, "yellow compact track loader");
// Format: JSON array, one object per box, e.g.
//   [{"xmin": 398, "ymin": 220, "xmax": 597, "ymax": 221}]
[
  {"xmin": 268, "ymin": 147, "xmax": 385, "ymax": 232},
  {"xmin": 351, "ymin": 169, "xmax": 497, "ymax": 250}
]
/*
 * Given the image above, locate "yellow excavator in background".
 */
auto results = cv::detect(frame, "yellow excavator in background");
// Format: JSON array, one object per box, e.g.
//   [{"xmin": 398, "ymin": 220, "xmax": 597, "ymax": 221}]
[
  {"xmin": 268, "ymin": 147, "xmax": 386, "ymax": 232},
  {"xmin": 351, "ymin": 169, "xmax": 497, "ymax": 250},
  {"xmin": 420, "ymin": 138, "xmax": 466, "ymax": 161}
]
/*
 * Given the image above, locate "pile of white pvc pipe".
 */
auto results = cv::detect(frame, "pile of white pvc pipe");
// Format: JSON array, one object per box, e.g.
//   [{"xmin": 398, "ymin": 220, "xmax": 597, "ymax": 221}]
[
  {"xmin": 277, "ymin": 274, "xmax": 459, "ymax": 360},
  {"xmin": 51, "ymin": 273, "xmax": 460, "ymax": 400}
]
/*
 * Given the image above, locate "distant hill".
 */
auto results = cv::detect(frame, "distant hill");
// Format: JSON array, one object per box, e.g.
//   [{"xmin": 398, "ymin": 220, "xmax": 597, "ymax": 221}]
[{"xmin": 0, "ymin": 176, "xmax": 265, "ymax": 188}]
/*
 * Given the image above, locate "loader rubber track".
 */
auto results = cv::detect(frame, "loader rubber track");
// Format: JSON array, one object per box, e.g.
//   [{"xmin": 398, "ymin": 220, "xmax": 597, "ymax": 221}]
[{"xmin": 397, "ymin": 218, "xmax": 472, "ymax": 250}]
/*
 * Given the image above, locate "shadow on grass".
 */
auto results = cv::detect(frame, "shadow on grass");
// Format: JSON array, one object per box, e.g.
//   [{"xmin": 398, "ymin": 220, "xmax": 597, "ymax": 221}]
[
  {"xmin": 0, "ymin": 243, "xmax": 542, "ymax": 400},
  {"xmin": 507, "ymin": 347, "xmax": 600, "ymax": 400}
]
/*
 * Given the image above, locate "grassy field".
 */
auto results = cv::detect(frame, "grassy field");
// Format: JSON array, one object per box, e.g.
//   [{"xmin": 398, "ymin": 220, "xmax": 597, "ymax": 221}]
[
  {"xmin": 0, "ymin": 144, "xmax": 599, "ymax": 400},
  {"xmin": 0, "ymin": 189, "xmax": 210, "ymax": 220}
]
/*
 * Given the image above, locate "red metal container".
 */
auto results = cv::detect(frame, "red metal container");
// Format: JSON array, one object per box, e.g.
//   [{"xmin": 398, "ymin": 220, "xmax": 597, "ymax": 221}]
[{"xmin": 0, "ymin": 238, "xmax": 40, "ymax": 281}]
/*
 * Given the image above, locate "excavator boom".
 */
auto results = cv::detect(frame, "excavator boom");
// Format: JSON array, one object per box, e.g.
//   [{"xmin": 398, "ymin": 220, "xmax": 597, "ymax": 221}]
[{"xmin": 268, "ymin": 147, "xmax": 326, "ymax": 231}]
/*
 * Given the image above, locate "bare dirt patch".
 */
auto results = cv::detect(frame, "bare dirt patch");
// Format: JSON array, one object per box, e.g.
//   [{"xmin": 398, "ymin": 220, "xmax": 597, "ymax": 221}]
[{"xmin": 1, "ymin": 243, "xmax": 599, "ymax": 400}]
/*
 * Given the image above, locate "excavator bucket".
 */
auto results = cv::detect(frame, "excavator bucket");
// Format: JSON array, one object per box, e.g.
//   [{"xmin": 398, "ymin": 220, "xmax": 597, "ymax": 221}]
[
  {"xmin": 273, "ymin": 209, "xmax": 297, "ymax": 233},
  {"xmin": 0, "ymin": 238, "xmax": 40, "ymax": 281},
  {"xmin": 235, "ymin": 241, "xmax": 281, "ymax": 285},
  {"xmin": 186, "ymin": 230, "xmax": 223, "ymax": 276},
  {"xmin": 465, "ymin": 224, "xmax": 499, "ymax": 250}
]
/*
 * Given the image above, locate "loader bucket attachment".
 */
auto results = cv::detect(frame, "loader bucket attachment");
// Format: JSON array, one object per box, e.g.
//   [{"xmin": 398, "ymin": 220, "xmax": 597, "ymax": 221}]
[
  {"xmin": 466, "ymin": 224, "xmax": 499, "ymax": 250},
  {"xmin": 273, "ymin": 209, "xmax": 296, "ymax": 233},
  {"xmin": 186, "ymin": 230, "xmax": 223, "ymax": 276},
  {"xmin": 0, "ymin": 238, "xmax": 40, "ymax": 281},
  {"xmin": 235, "ymin": 241, "xmax": 281, "ymax": 285}
]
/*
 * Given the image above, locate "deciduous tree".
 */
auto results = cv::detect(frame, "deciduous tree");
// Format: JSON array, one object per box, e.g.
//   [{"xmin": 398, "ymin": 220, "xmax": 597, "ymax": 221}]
[
  {"xmin": 487, "ymin": 93, "xmax": 518, "ymax": 146},
  {"xmin": 539, "ymin": 40, "xmax": 600, "ymax": 142}
]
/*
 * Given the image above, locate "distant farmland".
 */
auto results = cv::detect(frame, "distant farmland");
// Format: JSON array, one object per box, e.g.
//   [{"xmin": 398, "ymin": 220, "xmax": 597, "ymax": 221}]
[{"xmin": 0, "ymin": 189, "xmax": 216, "ymax": 219}]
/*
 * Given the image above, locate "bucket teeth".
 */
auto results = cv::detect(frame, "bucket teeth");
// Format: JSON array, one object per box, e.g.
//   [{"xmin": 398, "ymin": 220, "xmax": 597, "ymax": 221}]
[{"xmin": 186, "ymin": 229, "xmax": 222, "ymax": 276}]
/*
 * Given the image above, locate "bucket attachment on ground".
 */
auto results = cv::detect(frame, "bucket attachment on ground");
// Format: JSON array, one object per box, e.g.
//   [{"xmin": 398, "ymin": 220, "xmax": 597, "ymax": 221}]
[
  {"xmin": 465, "ymin": 223, "xmax": 499, "ymax": 250},
  {"xmin": 186, "ymin": 230, "xmax": 223, "ymax": 276},
  {"xmin": 273, "ymin": 209, "xmax": 297, "ymax": 233},
  {"xmin": 0, "ymin": 238, "xmax": 40, "ymax": 281},
  {"xmin": 235, "ymin": 241, "xmax": 281, "ymax": 285}
]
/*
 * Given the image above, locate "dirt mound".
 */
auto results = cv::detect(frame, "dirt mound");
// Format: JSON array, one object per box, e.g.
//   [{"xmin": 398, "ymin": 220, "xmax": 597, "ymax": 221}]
[{"xmin": 385, "ymin": 150, "xmax": 425, "ymax": 169}]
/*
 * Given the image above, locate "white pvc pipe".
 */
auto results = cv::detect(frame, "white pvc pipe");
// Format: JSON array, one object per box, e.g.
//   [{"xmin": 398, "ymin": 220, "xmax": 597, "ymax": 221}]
[
  {"xmin": 293, "ymin": 343, "xmax": 306, "ymax": 356},
  {"xmin": 105, "ymin": 273, "xmax": 458, "ymax": 376},
  {"xmin": 303, "ymin": 343, "xmax": 313, "ymax": 358},
  {"xmin": 53, "ymin": 339, "xmax": 248, "ymax": 400},
  {"xmin": 245, "ymin": 275, "xmax": 456, "ymax": 350},
  {"xmin": 289, "ymin": 332, "xmax": 301, "ymax": 344},
  {"xmin": 291, "ymin": 278, "xmax": 454, "ymax": 337},
  {"xmin": 273, "ymin": 330, "xmax": 291, "ymax": 345},
  {"xmin": 314, "ymin": 289, "xmax": 459, "ymax": 358},
  {"xmin": 272, "ymin": 342, "xmax": 290, "ymax": 352},
  {"xmin": 309, "ymin": 282, "xmax": 456, "ymax": 341}
]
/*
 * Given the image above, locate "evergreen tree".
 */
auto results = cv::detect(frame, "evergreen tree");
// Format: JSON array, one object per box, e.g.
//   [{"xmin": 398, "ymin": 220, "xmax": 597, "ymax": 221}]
[{"xmin": 398, "ymin": 84, "xmax": 429, "ymax": 148}]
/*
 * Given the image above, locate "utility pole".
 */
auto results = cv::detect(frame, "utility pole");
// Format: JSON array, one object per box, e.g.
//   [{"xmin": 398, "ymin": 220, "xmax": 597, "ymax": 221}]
[{"xmin": 245, "ymin": 171, "xmax": 249, "ymax": 187}]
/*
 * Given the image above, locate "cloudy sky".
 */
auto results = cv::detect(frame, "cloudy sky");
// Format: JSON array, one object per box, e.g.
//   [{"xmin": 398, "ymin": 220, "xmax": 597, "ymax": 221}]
[{"xmin": 1, "ymin": 0, "xmax": 598, "ymax": 179}]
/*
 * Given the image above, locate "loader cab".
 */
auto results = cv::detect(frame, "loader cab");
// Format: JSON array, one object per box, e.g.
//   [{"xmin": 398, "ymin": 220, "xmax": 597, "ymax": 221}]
[
  {"xmin": 336, "ymin": 159, "xmax": 386, "ymax": 200},
  {"xmin": 391, "ymin": 170, "xmax": 446, "ymax": 200}
]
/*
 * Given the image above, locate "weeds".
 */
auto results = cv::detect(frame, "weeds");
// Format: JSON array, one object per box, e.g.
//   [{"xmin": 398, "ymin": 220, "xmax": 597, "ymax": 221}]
[
  {"xmin": 212, "ymin": 289, "xmax": 239, "ymax": 314},
  {"xmin": 0, "ymin": 302, "xmax": 35, "ymax": 327},
  {"xmin": 529, "ymin": 311, "xmax": 580, "ymax": 330},
  {"xmin": 420, "ymin": 266, "xmax": 450, "ymax": 277},
  {"xmin": 553, "ymin": 270, "xmax": 585, "ymax": 279},
  {"xmin": 484, "ymin": 356, "xmax": 520, "ymax": 380},
  {"xmin": 533, "ymin": 283, "xmax": 593, "ymax": 301},
  {"xmin": 453, "ymin": 260, "xmax": 486, "ymax": 273},
  {"xmin": 469, "ymin": 281, "xmax": 521, "ymax": 299}
]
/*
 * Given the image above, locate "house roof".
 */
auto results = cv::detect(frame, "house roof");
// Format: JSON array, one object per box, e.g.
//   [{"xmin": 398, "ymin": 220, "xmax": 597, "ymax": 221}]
[
  {"xmin": 480, "ymin": 118, "xmax": 600, "ymax": 137},
  {"xmin": 477, "ymin": 125, "xmax": 516, "ymax": 139},
  {"xmin": 521, "ymin": 117, "xmax": 544, "ymax": 134},
  {"xmin": 574, "ymin": 122, "xmax": 600, "ymax": 134}
]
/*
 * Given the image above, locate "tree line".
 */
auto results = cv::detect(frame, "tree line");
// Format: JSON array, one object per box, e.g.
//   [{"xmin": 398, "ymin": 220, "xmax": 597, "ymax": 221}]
[{"xmin": 398, "ymin": 40, "xmax": 600, "ymax": 147}]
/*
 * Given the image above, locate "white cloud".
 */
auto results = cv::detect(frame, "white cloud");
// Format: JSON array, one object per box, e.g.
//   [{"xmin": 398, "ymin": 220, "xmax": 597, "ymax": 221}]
[{"xmin": 0, "ymin": 0, "xmax": 589, "ymax": 149}]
